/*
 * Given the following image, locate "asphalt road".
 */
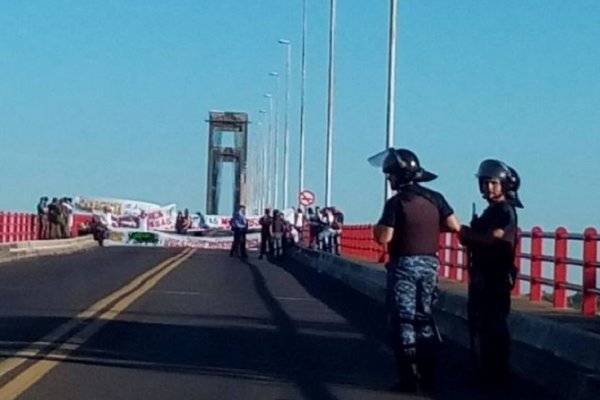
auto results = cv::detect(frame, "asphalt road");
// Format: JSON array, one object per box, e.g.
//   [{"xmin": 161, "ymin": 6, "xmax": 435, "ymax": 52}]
[{"xmin": 0, "ymin": 248, "xmax": 558, "ymax": 400}]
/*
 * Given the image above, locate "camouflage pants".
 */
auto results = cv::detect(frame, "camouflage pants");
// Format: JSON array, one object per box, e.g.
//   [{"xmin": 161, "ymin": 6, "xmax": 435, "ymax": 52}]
[{"xmin": 386, "ymin": 255, "xmax": 439, "ymax": 357}]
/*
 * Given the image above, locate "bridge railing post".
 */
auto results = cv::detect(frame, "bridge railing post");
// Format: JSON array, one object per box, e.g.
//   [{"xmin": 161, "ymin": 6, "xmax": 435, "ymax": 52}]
[
  {"xmin": 530, "ymin": 226, "xmax": 543, "ymax": 302},
  {"xmin": 449, "ymin": 234, "xmax": 459, "ymax": 281},
  {"xmin": 437, "ymin": 232, "xmax": 447, "ymax": 278},
  {"xmin": 512, "ymin": 228, "xmax": 522, "ymax": 296},
  {"xmin": 13, "ymin": 213, "xmax": 20, "ymax": 242},
  {"xmin": 0, "ymin": 212, "xmax": 5, "ymax": 243},
  {"xmin": 553, "ymin": 227, "xmax": 568, "ymax": 309},
  {"xmin": 9, "ymin": 213, "xmax": 16, "ymax": 243},
  {"xmin": 33, "ymin": 214, "xmax": 39, "ymax": 240},
  {"xmin": 582, "ymin": 228, "xmax": 598, "ymax": 316}
]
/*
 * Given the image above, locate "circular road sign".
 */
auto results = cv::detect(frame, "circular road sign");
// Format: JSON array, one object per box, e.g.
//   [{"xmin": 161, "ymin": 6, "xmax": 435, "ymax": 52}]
[{"xmin": 299, "ymin": 190, "xmax": 316, "ymax": 207}]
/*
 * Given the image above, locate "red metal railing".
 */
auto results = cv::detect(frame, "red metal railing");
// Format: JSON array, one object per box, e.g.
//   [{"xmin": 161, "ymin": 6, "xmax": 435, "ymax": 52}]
[
  {"xmin": 0, "ymin": 212, "xmax": 92, "ymax": 243},
  {"xmin": 341, "ymin": 225, "xmax": 600, "ymax": 316}
]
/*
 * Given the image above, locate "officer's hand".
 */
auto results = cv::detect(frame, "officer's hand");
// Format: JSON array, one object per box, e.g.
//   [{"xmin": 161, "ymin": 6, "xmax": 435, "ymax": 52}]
[
  {"xmin": 470, "ymin": 213, "xmax": 479, "ymax": 226},
  {"xmin": 458, "ymin": 225, "xmax": 471, "ymax": 245}
]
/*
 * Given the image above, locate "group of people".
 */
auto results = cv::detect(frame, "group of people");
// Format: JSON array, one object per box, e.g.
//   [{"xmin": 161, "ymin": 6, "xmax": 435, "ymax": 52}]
[
  {"xmin": 36, "ymin": 196, "xmax": 74, "ymax": 240},
  {"xmin": 227, "ymin": 202, "xmax": 347, "ymax": 260},
  {"xmin": 256, "ymin": 208, "xmax": 302, "ymax": 259},
  {"xmin": 306, "ymin": 206, "xmax": 344, "ymax": 255},
  {"xmin": 175, "ymin": 209, "xmax": 193, "ymax": 234},
  {"xmin": 371, "ymin": 148, "xmax": 521, "ymax": 393}
]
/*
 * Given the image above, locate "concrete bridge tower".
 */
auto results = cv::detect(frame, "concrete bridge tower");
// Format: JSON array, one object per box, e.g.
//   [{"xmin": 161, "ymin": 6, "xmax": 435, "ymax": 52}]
[{"xmin": 205, "ymin": 111, "xmax": 249, "ymax": 215}]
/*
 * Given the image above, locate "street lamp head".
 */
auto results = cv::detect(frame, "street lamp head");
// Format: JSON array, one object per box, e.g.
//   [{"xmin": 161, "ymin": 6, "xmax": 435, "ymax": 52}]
[
  {"xmin": 278, "ymin": 39, "xmax": 291, "ymax": 45},
  {"xmin": 259, "ymin": 109, "xmax": 267, "ymax": 114},
  {"xmin": 269, "ymin": 71, "xmax": 279, "ymax": 77},
  {"xmin": 264, "ymin": 93, "xmax": 272, "ymax": 98}
]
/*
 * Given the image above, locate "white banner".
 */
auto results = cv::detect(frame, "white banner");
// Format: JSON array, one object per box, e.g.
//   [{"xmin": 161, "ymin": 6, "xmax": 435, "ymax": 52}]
[
  {"xmin": 104, "ymin": 228, "xmax": 261, "ymax": 249},
  {"xmin": 203, "ymin": 214, "xmax": 261, "ymax": 230},
  {"xmin": 73, "ymin": 196, "xmax": 162, "ymax": 217}
]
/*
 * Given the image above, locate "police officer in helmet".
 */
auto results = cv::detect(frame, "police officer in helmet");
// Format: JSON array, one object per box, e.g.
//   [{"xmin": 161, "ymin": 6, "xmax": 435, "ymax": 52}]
[
  {"xmin": 458, "ymin": 159, "xmax": 522, "ymax": 389},
  {"xmin": 370, "ymin": 148, "xmax": 461, "ymax": 392}
]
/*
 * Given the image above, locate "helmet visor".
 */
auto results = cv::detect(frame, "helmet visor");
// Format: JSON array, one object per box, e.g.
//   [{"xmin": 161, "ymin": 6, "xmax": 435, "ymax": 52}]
[{"xmin": 367, "ymin": 148, "xmax": 396, "ymax": 170}]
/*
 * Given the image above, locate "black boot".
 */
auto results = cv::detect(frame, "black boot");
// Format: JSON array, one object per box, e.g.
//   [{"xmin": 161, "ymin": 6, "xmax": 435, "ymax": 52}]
[
  {"xmin": 417, "ymin": 356, "xmax": 435, "ymax": 393},
  {"xmin": 390, "ymin": 345, "xmax": 420, "ymax": 393},
  {"xmin": 390, "ymin": 362, "xmax": 419, "ymax": 392}
]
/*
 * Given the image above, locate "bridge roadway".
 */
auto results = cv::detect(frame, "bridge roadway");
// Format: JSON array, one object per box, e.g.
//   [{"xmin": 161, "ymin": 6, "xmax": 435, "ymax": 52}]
[{"xmin": 0, "ymin": 248, "xmax": 557, "ymax": 400}]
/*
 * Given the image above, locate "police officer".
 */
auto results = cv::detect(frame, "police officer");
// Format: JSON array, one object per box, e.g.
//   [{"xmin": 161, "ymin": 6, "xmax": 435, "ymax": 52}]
[
  {"xmin": 458, "ymin": 159, "xmax": 522, "ymax": 389},
  {"xmin": 370, "ymin": 148, "xmax": 461, "ymax": 392},
  {"xmin": 229, "ymin": 205, "xmax": 248, "ymax": 259}
]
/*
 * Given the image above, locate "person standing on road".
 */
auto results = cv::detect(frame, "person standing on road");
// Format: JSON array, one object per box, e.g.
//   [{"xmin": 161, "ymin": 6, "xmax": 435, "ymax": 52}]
[
  {"xmin": 229, "ymin": 205, "xmax": 248, "ymax": 259},
  {"xmin": 458, "ymin": 159, "xmax": 522, "ymax": 390},
  {"xmin": 36, "ymin": 196, "xmax": 49, "ymax": 240},
  {"xmin": 258, "ymin": 208, "xmax": 273, "ymax": 259},
  {"xmin": 370, "ymin": 148, "xmax": 461, "ymax": 393},
  {"xmin": 270, "ymin": 210, "xmax": 285, "ymax": 259}
]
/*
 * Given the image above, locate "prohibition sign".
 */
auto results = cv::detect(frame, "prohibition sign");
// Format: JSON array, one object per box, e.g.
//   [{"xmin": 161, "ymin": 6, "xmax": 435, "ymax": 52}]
[{"xmin": 299, "ymin": 190, "xmax": 315, "ymax": 207}]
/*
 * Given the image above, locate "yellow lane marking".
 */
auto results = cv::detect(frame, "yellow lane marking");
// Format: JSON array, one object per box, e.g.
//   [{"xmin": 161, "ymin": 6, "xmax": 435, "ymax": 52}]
[
  {"xmin": 0, "ymin": 248, "xmax": 196, "ymax": 400},
  {"xmin": 0, "ymin": 250, "xmax": 195, "ymax": 400},
  {"xmin": 0, "ymin": 248, "xmax": 193, "ymax": 382}
]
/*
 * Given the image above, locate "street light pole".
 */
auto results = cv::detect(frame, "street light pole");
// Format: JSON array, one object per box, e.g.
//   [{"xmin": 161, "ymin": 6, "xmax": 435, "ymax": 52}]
[
  {"xmin": 263, "ymin": 94, "xmax": 274, "ymax": 207},
  {"xmin": 325, "ymin": 0, "xmax": 336, "ymax": 207},
  {"xmin": 299, "ymin": 0, "xmax": 307, "ymax": 205},
  {"xmin": 258, "ymin": 109, "xmax": 268, "ymax": 212},
  {"xmin": 385, "ymin": 0, "xmax": 398, "ymax": 200},
  {"xmin": 278, "ymin": 39, "xmax": 291, "ymax": 210},
  {"xmin": 269, "ymin": 71, "xmax": 280, "ymax": 209}
]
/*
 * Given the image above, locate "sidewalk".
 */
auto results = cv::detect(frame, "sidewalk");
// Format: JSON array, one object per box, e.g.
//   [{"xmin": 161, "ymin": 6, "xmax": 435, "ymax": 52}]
[
  {"xmin": 290, "ymin": 248, "xmax": 600, "ymax": 400},
  {"xmin": 349, "ymin": 255, "xmax": 600, "ymax": 336},
  {"xmin": 0, "ymin": 235, "xmax": 97, "ymax": 264}
]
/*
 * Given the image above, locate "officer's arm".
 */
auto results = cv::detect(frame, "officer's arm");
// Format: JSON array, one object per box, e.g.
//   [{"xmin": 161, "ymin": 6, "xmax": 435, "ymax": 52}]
[
  {"xmin": 459, "ymin": 226, "xmax": 510, "ymax": 252},
  {"xmin": 374, "ymin": 198, "xmax": 396, "ymax": 244},
  {"xmin": 436, "ymin": 195, "xmax": 460, "ymax": 233},
  {"xmin": 442, "ymin": 213, "xmax": 461, "ymax": 233},
  {"xmin": 373, "ymin": 224, "xmax": 394, "ymax": 244}
]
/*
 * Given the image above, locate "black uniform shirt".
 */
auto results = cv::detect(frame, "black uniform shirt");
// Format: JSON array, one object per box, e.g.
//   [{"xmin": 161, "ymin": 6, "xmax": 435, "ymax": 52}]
[
  {"xmin": 470, "ymin": 201, "xmax": 517, "ymax": 273},
  {"xmin": 378, "ymin": 184, "xmax": 454, "ymax": 260}
]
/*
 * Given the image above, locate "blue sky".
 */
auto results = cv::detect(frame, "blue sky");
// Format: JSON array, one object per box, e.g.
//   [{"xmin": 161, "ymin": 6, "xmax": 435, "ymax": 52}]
[{"xmin": 1, "ymin": 0, "xmax": 599, "ymax": 232}]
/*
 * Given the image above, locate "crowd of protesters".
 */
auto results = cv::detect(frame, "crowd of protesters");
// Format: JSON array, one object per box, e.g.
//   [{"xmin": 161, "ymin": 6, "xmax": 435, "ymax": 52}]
[
  {"xmin": 306, "ymin": 206, "xmax": 344, "ymax": 255},
  {"xmin": 249, "ymin": 205, "xmax": 344, "ymax": 260},
  {"xmin": 36, "ymin": 196, "xmax": 74, "ymax": 240},
  {"xmin": 257, "ymin": 208, "xmax": 299, "ymax": 260}
]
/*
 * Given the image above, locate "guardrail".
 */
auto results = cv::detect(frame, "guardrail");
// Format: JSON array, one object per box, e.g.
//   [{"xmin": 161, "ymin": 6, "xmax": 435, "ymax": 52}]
[
  {"xmin": 0, "ymin": 212, "xmax": 92, "ymax": 243},
  {"xmin": 341, "ymin": 225, "xmax": 600, "ymax": 316}
]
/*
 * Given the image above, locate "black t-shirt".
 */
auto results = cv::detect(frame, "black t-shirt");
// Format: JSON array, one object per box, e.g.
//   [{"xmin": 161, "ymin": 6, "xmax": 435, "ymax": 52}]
[
  {"xmin": 378, "ymin": 184, "xmax": 454, "ymax": 259},
  {"xmin": 470, "ymin": 201, "xmax": 518, "ymax": 274},
  {"xmin": 259, "ymin": 216, "xmax": 272, "ymax": 234},
  {"xmin": 48, "ymin": 204, "xmax": 61, "ymax": 223}
]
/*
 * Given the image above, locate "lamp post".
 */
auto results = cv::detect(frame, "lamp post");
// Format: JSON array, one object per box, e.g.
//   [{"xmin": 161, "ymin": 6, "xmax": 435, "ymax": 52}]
[
  {"xmin": 278, "ymin": 39, "xmax": 291, "ymax": 209},
  {"xmin": 298, "ymin": 0, "xmax": 307, "ymax": 203},
  {"xmin": 385, "ymin": 0, "xmax": 398, "ymax": 200},
  {"xmin": 263, "ymin": 94, "xmax": 274, "ymax": 207},
  {"xmin": 258, "ymin": 109, "xmax": 268, "ymax": 212},
  {"xmin": 325, "ymin": 0, "xmax": 336, "ymax": 207},
  {"xmin": 269, "ymin": 71, "xmax": 281, "ymax": 209}
]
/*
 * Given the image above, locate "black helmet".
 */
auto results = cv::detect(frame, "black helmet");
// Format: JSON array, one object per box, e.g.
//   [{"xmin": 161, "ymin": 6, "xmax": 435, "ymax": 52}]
[
  {"xmin": 476, "ymin": 159, "xmax": 523, "ymax": 208},
  {"xmin": 368, "ymin": 148, "xmax": 437, "ymax": 185}
]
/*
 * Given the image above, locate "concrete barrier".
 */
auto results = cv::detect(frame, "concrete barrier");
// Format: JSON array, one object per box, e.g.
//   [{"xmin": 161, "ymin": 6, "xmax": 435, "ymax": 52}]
[
  {"xmin": 0, "ymin": 235, "xmax": 97, "ymax": 264},
  {"xmin": 289, "ymin": 247, "xmax": 600, "ymax": 400}
]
